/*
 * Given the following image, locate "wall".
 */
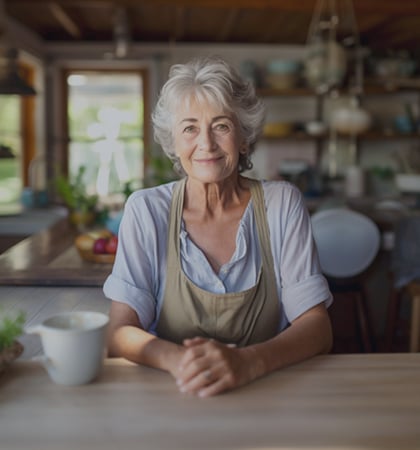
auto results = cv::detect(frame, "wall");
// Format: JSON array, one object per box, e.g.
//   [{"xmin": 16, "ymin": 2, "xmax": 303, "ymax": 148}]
[
  {"xmin": 2, "ymin": 22, "xmax": 410, "ymax": 195},
  {"xmin": 8, "ymin": 38, "xmax": 410, "ymax": 348},
  {"xmin": 42, "ymin": 41, "xmax": 416, "ymax": 189},
  {"xmin": 43, "ymin": 43, "xmax": 319, "ymax": 182}
]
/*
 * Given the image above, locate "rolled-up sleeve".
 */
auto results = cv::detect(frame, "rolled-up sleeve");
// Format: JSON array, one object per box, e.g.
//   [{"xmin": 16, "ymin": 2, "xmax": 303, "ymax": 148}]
[
  {"xmin": 264, "ymin": 181, "xmax": 333, "ymax": 327},
  {"xmin": 103, "ymin": 184, "xmax": 173, "ymax": 331},
  {"xmin": 281, "ymin": 274, "xmax": 332, "ymax": 323},
  {"xmin": 103, "ymin": 276, "xmax": 157, "ymax": 329}
]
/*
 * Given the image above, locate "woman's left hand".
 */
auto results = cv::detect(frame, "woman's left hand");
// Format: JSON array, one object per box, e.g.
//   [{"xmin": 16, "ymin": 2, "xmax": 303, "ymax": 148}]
[{"xmin": 176, "ymin": 337, "xmax": 261, "ymax": 397}]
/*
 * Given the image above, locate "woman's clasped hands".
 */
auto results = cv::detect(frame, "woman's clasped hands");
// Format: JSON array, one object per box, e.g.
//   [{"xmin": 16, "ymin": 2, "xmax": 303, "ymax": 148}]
[{"xmin": 175, "ymin": 337, "xmax": 262, "ymax": 398}]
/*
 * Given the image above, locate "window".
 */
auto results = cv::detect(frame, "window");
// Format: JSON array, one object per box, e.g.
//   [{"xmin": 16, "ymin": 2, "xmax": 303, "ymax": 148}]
[
  {"xmin": 0, "ymin": 96, "xmax": 22, "ymax": 214},
  {"xmin": 0, "ymin": 62, "xmax": 37, "ymax": 215},
  {"xmin": 65, "ymin": 70, "xmax": 148, "ymax": 207}
]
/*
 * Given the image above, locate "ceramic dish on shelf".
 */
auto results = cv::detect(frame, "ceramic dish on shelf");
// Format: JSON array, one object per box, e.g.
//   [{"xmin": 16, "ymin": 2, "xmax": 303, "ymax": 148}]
[
  {"xmin": 395, "ymin": 173, "xmax": 420, "ymax": 193},
  {"xmin": 265, "ymin": 59, "xmax": 301, "ymax": 89},
  {"xmin": 263, "ymin": 122, "xmax": 293, "ymax": 138},
  {"xmin": 305, "ymin": 120, "xmax": 327, "ymax": 136}
]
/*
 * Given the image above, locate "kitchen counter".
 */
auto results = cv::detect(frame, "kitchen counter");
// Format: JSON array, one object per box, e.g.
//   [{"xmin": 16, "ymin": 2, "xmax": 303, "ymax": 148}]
[
  {"xmin": 0, "ymin": 194, "xmax": 415, "ymax": 288},
  {"xmin": 0, "ymin": 207, "xmax": 67, "ymax": 236},
  {"xmin": 0, "ymin": 218, "xmax": 113, "ymax": 286}
]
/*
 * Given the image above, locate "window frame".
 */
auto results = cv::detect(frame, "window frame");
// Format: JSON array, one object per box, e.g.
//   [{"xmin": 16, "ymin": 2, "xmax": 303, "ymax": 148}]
[{"xmin": 59, "ymin": 67, "xmax": 150, "ymax": 183}]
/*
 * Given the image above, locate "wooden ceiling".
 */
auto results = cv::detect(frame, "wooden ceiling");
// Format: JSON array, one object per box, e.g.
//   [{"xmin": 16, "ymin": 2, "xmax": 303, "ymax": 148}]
[{"xmin": 4, "ymin": 0, "xmax": 420, "ymax": 54}]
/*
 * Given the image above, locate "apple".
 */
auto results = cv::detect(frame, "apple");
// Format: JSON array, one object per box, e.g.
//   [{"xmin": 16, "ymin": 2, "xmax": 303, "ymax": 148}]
[
  {"xmin": 75, "ymin": 234, "xmax": 95, "ymax": 251},
  {"xmin": 93, "ymin": 237, "xmax": 108, "ymax": 254},
  {"xmin": 88, "ymin": 229, "xmax": 112, "ymax": 240},
  {"xmin": 105, "ymin": 235, "xmax": 118, "ymax": 254}
]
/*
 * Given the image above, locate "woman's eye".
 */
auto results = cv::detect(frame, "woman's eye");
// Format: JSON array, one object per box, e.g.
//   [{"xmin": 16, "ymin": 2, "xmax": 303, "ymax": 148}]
[
  {"xmin": 213, "ymin": 123, "xmax": 230, "ymax": 133},
  {"xmin": 183, "ymin": 125, "xmax": 197, "ymax": 134}
]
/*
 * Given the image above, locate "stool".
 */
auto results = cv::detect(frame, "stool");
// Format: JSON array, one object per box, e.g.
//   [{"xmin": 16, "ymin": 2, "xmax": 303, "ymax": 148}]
[
  {"xmin": 386, "ymin": 281, "xmax": 420, "ymax": 352},
  {"xmin": 407, "ymin": 283, "xmax": 420, "ymax": 352},
  {"xmin": 327, "ymin": 276, "xmax": 374, "ymax": 352},
  {"xmin": 311, "ymin": 208, "xmax": 381, "ymax": 353},
  {"xmin": 384, "ymin": 216, "xmax": 420, "ymax": 353}
]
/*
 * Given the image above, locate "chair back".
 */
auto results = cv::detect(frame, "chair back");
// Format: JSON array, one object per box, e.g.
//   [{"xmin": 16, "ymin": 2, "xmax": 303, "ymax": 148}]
[
  {"xmin": 392, "ymin": 215, "xmax": 420, "ymax": 289},
  {"xmin": 311, "ymin": 208, "xmax": 381, "ymax": 278}
]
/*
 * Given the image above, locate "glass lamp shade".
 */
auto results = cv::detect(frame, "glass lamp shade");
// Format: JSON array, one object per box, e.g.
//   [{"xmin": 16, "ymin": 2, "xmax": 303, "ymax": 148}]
[
  {"xmin": 0, "ymin": 71, "xmax": 36, "ymax": 95},
  {"xmin": 0, "ymin": 48, "xmax": 36, "ymax": 96}
]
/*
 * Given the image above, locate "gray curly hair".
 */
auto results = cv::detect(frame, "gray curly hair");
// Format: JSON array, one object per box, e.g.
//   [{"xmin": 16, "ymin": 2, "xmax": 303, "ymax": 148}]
[{"xmin": 152, "ymin": 56, "xmax": 266, "ymax": 175}]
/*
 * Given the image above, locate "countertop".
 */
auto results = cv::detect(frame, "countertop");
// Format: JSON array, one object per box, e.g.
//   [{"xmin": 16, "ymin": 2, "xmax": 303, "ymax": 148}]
[
  {"xmin": 0, "ymin": 195, "xmax": 415, "ymax": 286},
  {"xmin": 0, "ymin": 207, "xmax": 67, "ymax": 235},
  {"xmin": 0, "ymin": 218, "xmax": 113, "ymax": 286}
]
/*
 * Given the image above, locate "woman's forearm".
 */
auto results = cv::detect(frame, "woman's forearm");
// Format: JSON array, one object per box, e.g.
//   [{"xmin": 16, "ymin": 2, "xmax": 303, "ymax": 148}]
[
  {"xmin": 107, "ymin": 301, "xmax": 186, "ymax": 375},
  {"xmin": 240, "ymin": 304, "xmax": 333, "ymax": 380},
  {"xmin": 109, "ymin": 325, "xmax": 185, "ymax": 375}
]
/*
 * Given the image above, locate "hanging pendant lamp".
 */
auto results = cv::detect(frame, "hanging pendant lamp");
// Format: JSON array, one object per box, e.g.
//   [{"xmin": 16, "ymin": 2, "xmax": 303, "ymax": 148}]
[
  {"xmin": 0, "ymin": 47, "xmax": 36, "ymax": 96},
  {"xmin": 304, "ymin": 0, "xmax": 362, "ymax": 95}
]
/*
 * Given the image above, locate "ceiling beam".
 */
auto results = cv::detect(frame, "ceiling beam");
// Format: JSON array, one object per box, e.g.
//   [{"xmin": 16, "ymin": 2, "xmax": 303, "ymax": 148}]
[
  {"xmin": 8, "ymin": 0, "xmax": 420, "ymax": 16},
  {"xmin": 48, "ymin": 2, "xmax": 82, "ymax": 38},
  {"xmin": 173, "ymin": 5, "xmax": 186, "ymax": 42},
  {"xmin": 217, "ymin": 9, "xmax": 239, "ymax": 42},
  {"xmin": 364, "ymin": 17, "xmax": 420, "ymax": 49}
]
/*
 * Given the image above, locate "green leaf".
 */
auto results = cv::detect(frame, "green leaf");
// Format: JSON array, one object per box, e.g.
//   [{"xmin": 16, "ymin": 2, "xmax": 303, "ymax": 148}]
[
  {"xmin": 54, "ymin": 165, "xmax": 98, "ymax": 212},
  {"xmin": 0, "ymin": 310, "xmax": 26, "ymax": 352}
]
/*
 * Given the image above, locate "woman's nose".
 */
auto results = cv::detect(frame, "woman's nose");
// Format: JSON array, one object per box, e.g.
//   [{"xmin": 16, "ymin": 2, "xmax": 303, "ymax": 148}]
[{"xmin": 198, "ymin": 129, "xmax": 215, "ymax": 151}]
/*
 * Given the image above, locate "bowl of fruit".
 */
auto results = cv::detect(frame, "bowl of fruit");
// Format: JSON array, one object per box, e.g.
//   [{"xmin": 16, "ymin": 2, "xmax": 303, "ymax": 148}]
[{"xmin": 74, "ymin": 229, "xmax": 118, "ymax": 264}]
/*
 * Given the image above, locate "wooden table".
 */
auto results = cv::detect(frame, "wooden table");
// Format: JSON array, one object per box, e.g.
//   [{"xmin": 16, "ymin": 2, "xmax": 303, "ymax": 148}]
[
  {"xmin": 1, "ymin": 354, "xmax": 420, "ymax": 450},
  {"xmin": 0, "ymin": 219, "xmax": 113, "ymax": 286},
  {"xmin": 1, "ymin": 285, "xmax": 420, "ymax": 448}
]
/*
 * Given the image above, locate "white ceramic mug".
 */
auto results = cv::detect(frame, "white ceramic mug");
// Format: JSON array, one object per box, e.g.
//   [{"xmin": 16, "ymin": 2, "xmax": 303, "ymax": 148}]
[{"xmin": 26, "ymin": 311, "xmax": 109, "ymax": 386}]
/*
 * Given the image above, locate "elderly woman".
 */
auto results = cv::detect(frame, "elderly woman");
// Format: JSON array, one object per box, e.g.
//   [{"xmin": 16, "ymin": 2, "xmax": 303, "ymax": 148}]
[{"xmin": 104, "ymin": 56, "xmax": 333, "ymax": 397}]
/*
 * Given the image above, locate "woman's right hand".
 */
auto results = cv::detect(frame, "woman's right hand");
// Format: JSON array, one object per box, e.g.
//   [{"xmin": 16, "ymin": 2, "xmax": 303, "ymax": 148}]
[{"xmin": 175, "ymin": 337, "xmax": 263, "ymax": 397}]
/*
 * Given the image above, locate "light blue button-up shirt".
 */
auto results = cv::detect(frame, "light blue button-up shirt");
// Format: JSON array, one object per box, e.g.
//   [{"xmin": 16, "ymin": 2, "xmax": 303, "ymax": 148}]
[{"xmin": 103, "ymin": 179, "xmax": 332, "ymax": 334}]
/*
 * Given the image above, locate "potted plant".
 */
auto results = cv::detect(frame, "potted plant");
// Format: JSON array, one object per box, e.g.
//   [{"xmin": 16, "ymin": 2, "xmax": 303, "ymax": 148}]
[
  {"xmin": 0, "ymin": 310, "xmax": 25, "ymax": 372},
  {"xmin": 54, "ymin": 166, "xmax": 99, "ymax": 229}
]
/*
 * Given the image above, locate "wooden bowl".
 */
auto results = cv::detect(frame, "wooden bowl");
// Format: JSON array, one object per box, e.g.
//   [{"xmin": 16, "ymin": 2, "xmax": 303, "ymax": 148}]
[
  {"xmin": 75, "ymin": 247, "xmax": 115, "ymax": 264},
  {"xmin": 74, "ymin": 233, "xmax": 116, "ymax": 264},
  {"xmin": 0, "ymin": 341, "xmax": 24, "ymax": 373}
]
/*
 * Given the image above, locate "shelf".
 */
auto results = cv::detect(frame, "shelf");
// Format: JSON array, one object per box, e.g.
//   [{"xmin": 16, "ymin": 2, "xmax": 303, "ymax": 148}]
[
  {"xmin": 257, "ymin": 78, "xmax": 420, "ymax": 170},
  {"xmin": 262, "ymin": 132, "xmax": 319, "ymax": 141},
  {"xmin": 262, "ymin": 131, "xmax": 420, "ymax": 141},
  {"xmin": 257, "ymin": 87, "xmax": 315, "ymax": 97},
  {"xmin": 364, "ymin": 77, "xmax": 420, "ymax": 93},
  {"xmin": 358, "ymin": 131, "xmax": 420, "ymax": 140},
  {"xmin": 257, "ymin": 78, "xmax": 420, "ymax": 97}
]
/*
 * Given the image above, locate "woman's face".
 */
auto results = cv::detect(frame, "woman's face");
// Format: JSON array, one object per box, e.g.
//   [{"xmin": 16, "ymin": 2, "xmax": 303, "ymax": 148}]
[{"xmin": 173, "ymin": 96, "xmax": 243, "ymax": 184}]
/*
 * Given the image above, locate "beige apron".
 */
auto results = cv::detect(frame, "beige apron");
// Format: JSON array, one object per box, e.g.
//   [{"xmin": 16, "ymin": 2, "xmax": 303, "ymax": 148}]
[{"xmin": 156, "ymin": 178, "xmax": 280, "ymax": 347}]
